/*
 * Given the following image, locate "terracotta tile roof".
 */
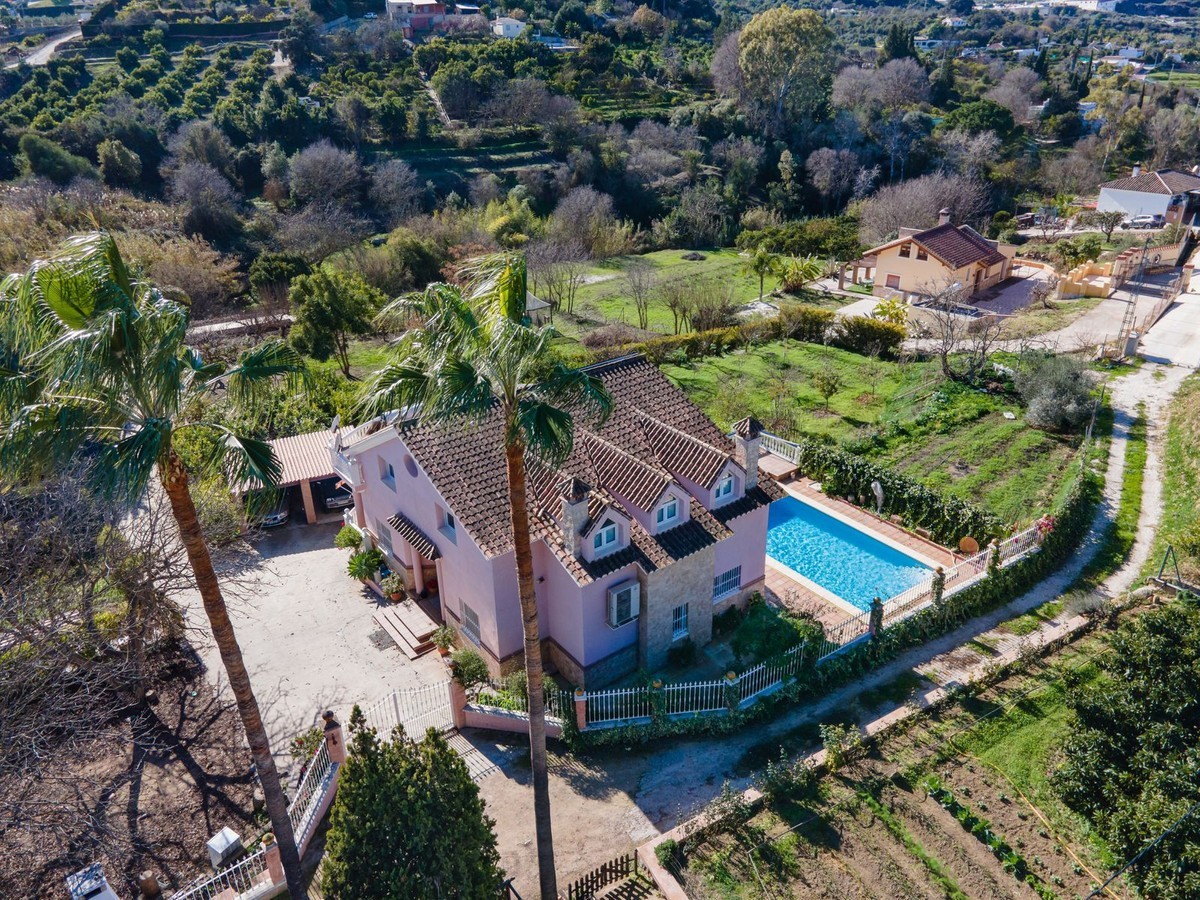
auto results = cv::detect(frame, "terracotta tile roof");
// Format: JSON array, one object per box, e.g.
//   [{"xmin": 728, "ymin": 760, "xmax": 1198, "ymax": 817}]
[
  {"xmin": 391, "ymin": 355, "xmax": 773, "ymax": 562},
  {"xmin": 711, "ymin": 482, "xmax": 785, "ymax": 525},
  {"xmin": 637, "ymin": 413, "xmax": 729, "ymax": 489},
  {"xmin": 1101, "ymin": 168, "xmax": 1200, "ymax": 195},
  {"xmin": 238, "ymin": 427, "xmax": 345, "ymax": 492},
  {"xmin": 732, "ymin": 416, "xmax": 764, "ymax": 439},
  {"xmin": 910, "ymin": 223, "xmax": 1006, "ymax": 269},
  {"xmin": 386, "ymin": 511, "xmax": 442, "ymax": 560}
]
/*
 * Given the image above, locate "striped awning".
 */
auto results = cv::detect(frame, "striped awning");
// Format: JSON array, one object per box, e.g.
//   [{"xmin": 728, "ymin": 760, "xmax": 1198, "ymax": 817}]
[{"xmin": 387, "ymin": 512, "xmax": 442, "ymax": 560}]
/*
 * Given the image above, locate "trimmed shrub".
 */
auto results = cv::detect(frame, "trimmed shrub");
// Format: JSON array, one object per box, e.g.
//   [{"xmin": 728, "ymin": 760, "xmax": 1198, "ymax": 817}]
[
  {"xmin": 451, "ymin": 648, "xmax": 490, "ymax": 692},
  {"xmin": 831, "ymin": 314, "xmax": 906, "ymax": 356},
  {"xmin": 789, "ymin": 438, "xmax": 1001, "ymax": 545},
  {"xmin": 334, "ymin": 525, "xmax": 362, "ymax": 551}
]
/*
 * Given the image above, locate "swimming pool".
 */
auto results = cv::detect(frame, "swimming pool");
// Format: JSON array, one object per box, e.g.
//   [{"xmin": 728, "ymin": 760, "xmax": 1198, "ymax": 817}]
[{"xmin": 767, "ymin": 495, "xmax": 932, "ymax": 612}]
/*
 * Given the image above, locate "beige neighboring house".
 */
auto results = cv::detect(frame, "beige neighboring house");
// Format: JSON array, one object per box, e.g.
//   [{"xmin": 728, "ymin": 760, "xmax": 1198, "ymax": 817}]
[{"xmin": 841, "ymin": 209, "xmax": 1016, "ymax": 301}]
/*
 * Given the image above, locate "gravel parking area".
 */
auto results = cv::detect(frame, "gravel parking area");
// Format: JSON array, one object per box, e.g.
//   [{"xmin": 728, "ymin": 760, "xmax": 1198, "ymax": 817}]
[{"xmin": 181, "ymin": 522, "xmax": 446, "ymax": 768}]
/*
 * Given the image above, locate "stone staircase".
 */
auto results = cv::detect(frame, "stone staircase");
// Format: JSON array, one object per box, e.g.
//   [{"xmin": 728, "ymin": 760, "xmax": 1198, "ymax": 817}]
[{"xmin": 373, "ymin": 600, "xmax": 438, "ymax": 660}]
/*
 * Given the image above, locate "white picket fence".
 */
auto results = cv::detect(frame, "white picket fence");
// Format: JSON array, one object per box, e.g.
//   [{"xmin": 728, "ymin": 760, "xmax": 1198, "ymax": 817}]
[
  {"xmin": 577, "ymin": 521, "xmax": 1044, "ymax": 730},
  {"xmin": 474, "ymin": 684, "xmax": 574, "ymax": 722}
]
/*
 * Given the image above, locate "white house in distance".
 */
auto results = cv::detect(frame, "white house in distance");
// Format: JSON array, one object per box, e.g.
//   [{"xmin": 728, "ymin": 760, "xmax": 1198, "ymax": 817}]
[
  {"xmin": 941, "ymin": 16, "xmax": 967, "ymax": 27},
  {"xmin": 491, "ymin": 15, "xmax": 528, "ymax": 37},
  {"xmin": 1097, "ymin": 167, "xmax": 1200, "ymax": 227}
]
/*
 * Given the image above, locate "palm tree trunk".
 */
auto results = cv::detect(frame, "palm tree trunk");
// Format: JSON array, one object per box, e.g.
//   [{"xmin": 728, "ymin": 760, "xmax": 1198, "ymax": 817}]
[
  {"xmin": 160, "ymin": 451, "xmax": 305, "ymax": 899},
  {"xmin": 504, "ymin": 440, "xmax": 557, "ymax": 900}
]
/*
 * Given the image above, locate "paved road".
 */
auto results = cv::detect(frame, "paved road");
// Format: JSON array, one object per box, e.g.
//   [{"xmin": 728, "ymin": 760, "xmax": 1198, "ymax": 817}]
[{"xmin": 6, "ymin": 27, "xmax": 81, "ymax": 68}]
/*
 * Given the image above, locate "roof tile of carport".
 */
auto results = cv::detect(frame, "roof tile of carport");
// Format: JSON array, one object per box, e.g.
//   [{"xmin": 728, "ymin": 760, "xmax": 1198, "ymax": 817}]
[{"xmin": 266, "ymin": 428, "xmax": 347, "ymax": 487}]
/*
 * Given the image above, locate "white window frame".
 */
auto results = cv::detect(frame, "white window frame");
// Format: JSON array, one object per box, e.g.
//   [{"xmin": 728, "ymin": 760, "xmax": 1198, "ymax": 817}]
[
  {"xmin": 593, "ymin": 520, "xmax": 619, "ymax": 553},
  {"xmin": 656, "ymin": 497, "xmax": 679, "ymax": 527},
  {"xmin": 607, "ymin": 581, "xmax": 640, "ymax": 628},
  {"xmin": 379, "ymin": 459, "xmax": 396, "ymax": 491},
  {"xmin": 671, "ymin": 603, "xmax": 689, "ymax": 641},
  {"xmin": 462, "ymin": 603, "xmax": 481, "ymax": 645},
  {"xmin": 713, "ymin": 566, "xmax": 742, "ymax": 601},
  {"xmin": 375, "ymin": 520, "xmax": 394, "ymax": 557},
  {"xmin": 714, "ymin": 473, "xmax": 735, "ymax": 503}
]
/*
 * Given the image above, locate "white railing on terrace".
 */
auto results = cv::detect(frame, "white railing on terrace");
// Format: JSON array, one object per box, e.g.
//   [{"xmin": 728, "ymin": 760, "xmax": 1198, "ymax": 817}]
[
  {"xmin": 169, "ymin": 847, "xmax": 273, "ymax": 900},
  {"xmin": 761, "ymin": 431, "xmax": 801, "ymax": 461},
  {"xmin": 289, "ymin": 740, "xmax": 333, "ymax": 852}
]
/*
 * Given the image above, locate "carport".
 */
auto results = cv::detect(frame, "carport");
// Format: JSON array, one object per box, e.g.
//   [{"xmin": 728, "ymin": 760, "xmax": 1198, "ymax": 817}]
[{"xmin": 260, "ymin": 428, "xmax": 349, "ymax": 525}]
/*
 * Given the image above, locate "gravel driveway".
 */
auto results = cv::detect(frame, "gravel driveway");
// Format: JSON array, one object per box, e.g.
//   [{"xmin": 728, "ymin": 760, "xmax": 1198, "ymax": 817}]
[{"xmin": 182, "ymin": 522, "xmax": 446, "ymax": 768}]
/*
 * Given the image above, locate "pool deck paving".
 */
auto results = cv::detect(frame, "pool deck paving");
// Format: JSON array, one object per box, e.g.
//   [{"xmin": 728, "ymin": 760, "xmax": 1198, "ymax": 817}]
[{"xmin": 765, "ymin": 477, "xmax": 960, "ymax": 625}]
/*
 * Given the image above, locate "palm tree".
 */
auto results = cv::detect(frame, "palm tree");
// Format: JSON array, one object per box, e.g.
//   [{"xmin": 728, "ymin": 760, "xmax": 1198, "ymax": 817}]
[
  {"xmin": 741, "ymin": 245, "xmax": 782, "ymax": 303},
  {"xmin": 361, "ymin": 253, "xmax": 611, "ymax": 900},
  {"xmin": 0, "ymin": 233, "xmax": 308, "ymax": 898}
]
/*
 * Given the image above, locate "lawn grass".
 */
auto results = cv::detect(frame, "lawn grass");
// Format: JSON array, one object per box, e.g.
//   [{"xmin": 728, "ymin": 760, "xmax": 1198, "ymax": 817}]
[
  {"xmin": 662, "ymin": 340, "xmax": 938, "ymax": 442},
  {"xmin": 666, "ymin": 340, "xmax": 1079, "ymax": 522},
  {"xmin": 1075, "ymin": 404, "xmax": 1147, "ymax": 588},
  {"xmin": 554, "ymin": 249, "xmax": 844, "ymax": 340},
  {"xmin": 948, "ymin": 654, "xmax": 1115, "ymax": 870},
  {"xmin": 1145, "ymin": 71, "xmax": 1200, "ymax": 89},
  {"xmin": 1143, "ymin": 373, "xmax": 1200, "ymax": 584},
  {"xmin": 1001, "ymin": 295, "xmax": 1105, "ymax": 340}
]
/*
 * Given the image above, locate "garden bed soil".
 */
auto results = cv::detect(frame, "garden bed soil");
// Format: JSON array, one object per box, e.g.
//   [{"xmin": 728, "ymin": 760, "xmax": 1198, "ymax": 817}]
[{"xmin": 0, "ymin": 644, "xmax": 259, "ymax": 899}]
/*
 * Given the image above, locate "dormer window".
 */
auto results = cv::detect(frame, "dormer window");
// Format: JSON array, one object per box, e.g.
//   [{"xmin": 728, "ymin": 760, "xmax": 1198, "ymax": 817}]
[
  {"xmin": 655, "ymin": 498, "xmax": 679, "ymax": 528},
  {"xmin": 593, "ymin": 519, "xmax": 619, "ymax": 553},
  {"xmin": 715, "ymin": 473, "xmax": 736, "ymax": 503}
]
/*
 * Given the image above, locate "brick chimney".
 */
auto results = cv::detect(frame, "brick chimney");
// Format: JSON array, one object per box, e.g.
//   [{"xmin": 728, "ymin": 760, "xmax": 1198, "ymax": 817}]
[
  {"xmin": 730, "ymin": 417, "xmax": 763, "ymax": 490},
  {"xmin": 938, "ymin": 207, "xmax": 952, "ymax": 227},
  {"xmin": 558, "ymin": 477, "xmax": 591, "ymax": 556}
]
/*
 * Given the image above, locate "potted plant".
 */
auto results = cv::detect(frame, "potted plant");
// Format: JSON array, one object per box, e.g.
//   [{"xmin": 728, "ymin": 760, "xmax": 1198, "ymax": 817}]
[
  {"xmin": 347, "ymin": 548, "xmax": 384, "ymax": 582},
  {"xmin": 431, "ymin": 624, "xmax": 456, "ymax": 657},
  {"xmin": 380, "ymin": 573, "xmax": 405, "ymax": 601}
]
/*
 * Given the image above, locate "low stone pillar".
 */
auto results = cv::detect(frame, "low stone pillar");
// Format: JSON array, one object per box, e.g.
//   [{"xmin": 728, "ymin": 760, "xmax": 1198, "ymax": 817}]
[
  {"xmin": 868, "ymin": 597, "xmax": 883, "ymax": 637},
  {"xmin": 574, "ymin": 689, "xmax": 587, "ymax": 732},
  {"xmin": 988, "ymin": 540, "xmax": 1001, "ymax": 577},
  {"xmin": 322, "ymin": 710, "xmax": 345, "ymax": 764},
  {"xmin": 724, "ymin": 671, "xmax": 739, "ymax": 712},
  {"xmin": 447, "ymin": 662, "xmax": 468, "ymax": 729},
  {"xmin": 262, "ymin": 834, "xmax": 284, "ymax": 886},
  {"xmin": 932, "ymin": 567, "xmax": 946, "ymax": 607}
]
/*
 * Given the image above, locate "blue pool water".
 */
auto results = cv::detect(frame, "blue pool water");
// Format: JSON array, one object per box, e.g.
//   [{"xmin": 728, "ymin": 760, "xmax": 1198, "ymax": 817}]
[{"xmin": 767, "ymin": 496, "xmax": 931, "ymax": 611}]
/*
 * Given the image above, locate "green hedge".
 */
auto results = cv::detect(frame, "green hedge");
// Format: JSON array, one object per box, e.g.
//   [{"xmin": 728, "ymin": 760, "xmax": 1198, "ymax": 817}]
[
  {"xmin": 617, "ymin": 305, "xmax": 905, "ymax": 366},
  {"xmin": 788, "ymin": 438, "xmax": 1002, "ymax": 546},
  {"xmin": 564, "ymin": 466, "xmax": 1100, "ymax": 751}
]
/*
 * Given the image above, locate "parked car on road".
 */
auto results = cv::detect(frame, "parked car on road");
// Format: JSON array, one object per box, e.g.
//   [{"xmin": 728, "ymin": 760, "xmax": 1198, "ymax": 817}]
[{"xmin": 1122, "ymin": 214, "xmax": 1165, "ymax": 230}]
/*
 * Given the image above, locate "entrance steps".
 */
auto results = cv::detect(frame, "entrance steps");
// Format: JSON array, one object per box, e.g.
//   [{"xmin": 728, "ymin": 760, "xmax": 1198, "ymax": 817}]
[{"xmin": 373, "ymin": 601, "xmax": 438, "ymax": 660}]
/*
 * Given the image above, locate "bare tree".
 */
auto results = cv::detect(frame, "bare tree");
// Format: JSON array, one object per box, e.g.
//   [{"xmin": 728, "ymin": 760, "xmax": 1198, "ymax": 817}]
[
  {"xmin": 859, "ymin": 173, "xmax": 991, "ymax": 244},
  {"xmin": 277, "ymin": 201, "xmax": 373, "ymax": 263},
  {"xmin": 527, "ymin": 237, "xmax": 588, "ymax": 316},
  {"xmin": 806, "ymin": 147, "xmax": 859, "ymax": 211},
  {"xmin": 923, "ymin": 282, "xmax": 1007, "ymax": 383},
  {"xmin": 660, "ymin": 278, "xmax": 694, "ymax": 334},
  {"xmin": 985, "ymin": 67, "xmax": 1043, "ymax": 123},
  {"xmin": 370, "ymin": 158, "xmax": 421, "ymax": 228},
  {"xmin": 1029, "ymin": 274, "xmax": 1060, "ymax": 309},
  {"xmin": 936, "ymin": 129, "xmax": 1001, "ymax": 180},
  {"xmin": 625, "ymin": 257, "xmax": 656, "ymax": 330},
  {"xmin": 548, "ymin": 186, "xmax": 618, "ymax": 257},
  {"xmin": 690, "ymin": 278, "xmax": 738, "ymax": 331},
  {"xmin": 288, "ymin": 139, "xmax": 362, "ymax": 208}
]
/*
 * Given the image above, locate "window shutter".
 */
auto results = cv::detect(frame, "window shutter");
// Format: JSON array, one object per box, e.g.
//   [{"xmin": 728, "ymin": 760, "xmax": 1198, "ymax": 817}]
[
  {"xmin": 628, "ymin": 582, "xmax": 640, "ymax": 619},
  {"xmin": 607, "ymin": 589, "xmax": 618, "ymax": 627}
]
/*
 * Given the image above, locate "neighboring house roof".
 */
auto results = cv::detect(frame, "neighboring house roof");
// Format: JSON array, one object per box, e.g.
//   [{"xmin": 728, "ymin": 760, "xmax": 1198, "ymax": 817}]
[
  {"xmin": 910, "ymin": 222, "xmax": 1006, "ymax": 269},
  {"xmin": 869, "ymin": 222, "xmax": 1006, "ymax": 270},
  {"xmin": 387, "ymin": 511, "xmax": 442, "ymax": 560},
  {"xmin": 493, "ymin": 15, "xmax": 524, "ymax": 25},
  {"xmin": 1099, "ymin": 168, "xmax": 1200, "ymax": 196},
  {"xmin": 391, "ymin": 355, "xmax": 781, "ymax": 566}
]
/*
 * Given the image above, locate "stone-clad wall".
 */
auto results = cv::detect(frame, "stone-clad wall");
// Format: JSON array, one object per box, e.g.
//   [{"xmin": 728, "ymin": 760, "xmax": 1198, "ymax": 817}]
[{"xmin": 641, "ymin": 546, "xmax": 716, "ymax": 671}]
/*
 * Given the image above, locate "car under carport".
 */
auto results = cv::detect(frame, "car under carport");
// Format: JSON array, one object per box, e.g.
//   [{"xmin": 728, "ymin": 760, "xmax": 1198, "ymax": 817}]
[{"xmin": 240, "ymin": 428, "xmax": 350, "ymax": 526}]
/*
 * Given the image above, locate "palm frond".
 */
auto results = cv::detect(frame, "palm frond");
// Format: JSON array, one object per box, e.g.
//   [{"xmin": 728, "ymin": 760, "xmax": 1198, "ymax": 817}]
[
  {"xmin": 460, "ymin": 252, "xmax": 528, "ymax": 324},
  {"xmin": 531, "ymin": 364, "xmax": 613, "ymax": 427},
  {"xmin": 357, "ymin": 362, "xmax": 432, "ymax": 420},
  {"xmin": 219, "ymin": 341, "xmax": 310, "ymax": 407},
  {"xmin": 93, "ymin": 418, "xmax": 169, "ymax": 501},
  {"xmin": 209, "ymin": 426, "xmax": 283, "ymax": 490},
  {"xmin": 515, "ymin": 399, "xmax": 575, "ymax": 465}
]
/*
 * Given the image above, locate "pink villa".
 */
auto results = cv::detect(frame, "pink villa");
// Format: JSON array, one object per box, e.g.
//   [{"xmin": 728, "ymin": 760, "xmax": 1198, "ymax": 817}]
[{"xmin": 330, "ymin": 354, "xmax": 782, "ymax": 687}]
